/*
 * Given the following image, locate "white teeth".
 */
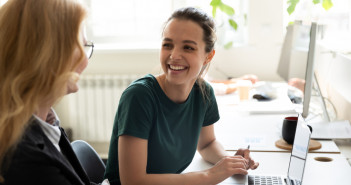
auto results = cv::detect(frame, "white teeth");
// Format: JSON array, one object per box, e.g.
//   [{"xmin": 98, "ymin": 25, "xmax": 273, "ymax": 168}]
[{"xmin": 169, "ymin": 65, "xmax": 186, "ymax": 71}]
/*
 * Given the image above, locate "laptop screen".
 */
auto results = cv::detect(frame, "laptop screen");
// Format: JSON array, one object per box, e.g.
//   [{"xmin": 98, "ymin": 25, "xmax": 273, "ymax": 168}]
[{"xmin": 287, "ymin": 115, "xmax": 312, "ymax": 184}]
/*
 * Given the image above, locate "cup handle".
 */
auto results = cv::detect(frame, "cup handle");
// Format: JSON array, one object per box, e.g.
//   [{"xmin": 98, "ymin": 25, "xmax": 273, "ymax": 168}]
[{"xmin": 307, "ymin": 125, "xmax": 313, "ymax": 133}]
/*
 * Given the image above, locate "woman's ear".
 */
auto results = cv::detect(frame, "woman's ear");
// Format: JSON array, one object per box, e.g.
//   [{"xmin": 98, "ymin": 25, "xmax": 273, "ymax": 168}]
[{"xmin": 204, "ymin": 50, "xmax": 216, "ymax": 65}]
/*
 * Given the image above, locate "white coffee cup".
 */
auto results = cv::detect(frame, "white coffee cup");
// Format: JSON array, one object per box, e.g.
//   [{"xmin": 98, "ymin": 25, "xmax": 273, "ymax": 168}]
[{"xmin": 237, "ymin": 80, "xmax": 252, "ymax": 101}]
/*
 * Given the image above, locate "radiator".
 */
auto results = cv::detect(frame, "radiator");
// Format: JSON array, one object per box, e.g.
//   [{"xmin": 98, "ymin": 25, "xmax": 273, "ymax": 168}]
[{"xmin": 65, "ymin": 74, "xmax": 141, "ymax": 142}]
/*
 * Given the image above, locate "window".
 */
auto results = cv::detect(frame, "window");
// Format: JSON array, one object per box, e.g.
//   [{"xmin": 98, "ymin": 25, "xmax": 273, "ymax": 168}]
[
  {"xmin": 82, "ymin": 0, "xmax": 248, "ymax": 50},
  {"xmin": 284, "ymin": 0, "xmax": 351, "ymax": 52},
  {"xmin": 0, "ymin": 0, "xmax": 248, "ymax": 50}
]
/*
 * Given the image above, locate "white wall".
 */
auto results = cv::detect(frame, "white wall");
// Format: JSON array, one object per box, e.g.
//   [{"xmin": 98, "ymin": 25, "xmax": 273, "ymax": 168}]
[
  {"xmin": 84, "ymin": 0, "xmax": 286, "ymax": 81},
  {"xmin": 208, "ymin": 0, "xmax": 285, "ymax": 80}
]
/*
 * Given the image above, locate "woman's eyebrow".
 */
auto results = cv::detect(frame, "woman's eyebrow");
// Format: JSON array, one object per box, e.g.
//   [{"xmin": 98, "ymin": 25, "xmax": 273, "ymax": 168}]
[
  {"xmin": 183, "ymin": 40, "xmax": 197, "ymax": 45},
  {"xmin": 162, "ymin": 38, "xmax": 197, "ymax": 45},
  {"xmin": 163, "ymin": 38, "xmax": 172, "ymax": 42}
]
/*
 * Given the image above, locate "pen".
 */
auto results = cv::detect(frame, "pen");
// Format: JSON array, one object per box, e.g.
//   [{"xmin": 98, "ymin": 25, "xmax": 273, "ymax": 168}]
[{"xmin": 246, "ymin": 145, "xmax": 251, "ymax": 169}]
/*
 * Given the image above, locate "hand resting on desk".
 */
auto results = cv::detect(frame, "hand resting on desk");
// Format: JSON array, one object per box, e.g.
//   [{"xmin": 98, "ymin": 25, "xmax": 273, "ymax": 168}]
[{"xmin": 205, "ymin": 148, "xmax": 259, "ymax": 184}]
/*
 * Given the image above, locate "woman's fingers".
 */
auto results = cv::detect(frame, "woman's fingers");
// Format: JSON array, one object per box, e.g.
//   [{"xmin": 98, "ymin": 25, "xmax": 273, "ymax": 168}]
[
  {"xmin": 235, "ymin": 148, "xmax": 259, "ymax": 170},
  {"xmin": 250, "ymin": 161, "xmax": 259, "ymax": 170},
  {"xmin": 231, "ymin": 167, "xmax": 248, "ymax": 175},
  {"xmin": 227, "ymin": 156, "xmax": 249, "ymax": 173},
  {"xmin": 217, "ymin": 156, "xmax": 248, "ymax": 175},
  {"xmin": 207, "ymin": 156, "xmax": 249, "ymax": 184}
]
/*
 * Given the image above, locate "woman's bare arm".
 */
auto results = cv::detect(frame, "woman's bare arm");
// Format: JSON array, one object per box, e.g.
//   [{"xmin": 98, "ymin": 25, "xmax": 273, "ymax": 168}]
[{"xmin": 118, "ymin": 135, "xmax": 248, "ymax": 185}]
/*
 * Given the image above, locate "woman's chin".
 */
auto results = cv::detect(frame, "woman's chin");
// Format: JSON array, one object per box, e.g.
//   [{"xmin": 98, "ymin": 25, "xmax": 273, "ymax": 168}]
[
  {"xmin": 66, "ymin": 84, "xmax": 79, "ymax": 94},
  {"xmin": 66, "ymin": 72, "xmax": 80, "ymax": 94}
]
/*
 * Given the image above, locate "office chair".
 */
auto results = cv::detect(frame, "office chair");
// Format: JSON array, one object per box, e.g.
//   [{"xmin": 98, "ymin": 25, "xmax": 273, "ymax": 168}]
[{"xmin": 71, "ymin": 140, "xmax": 106, "ymax": 183}]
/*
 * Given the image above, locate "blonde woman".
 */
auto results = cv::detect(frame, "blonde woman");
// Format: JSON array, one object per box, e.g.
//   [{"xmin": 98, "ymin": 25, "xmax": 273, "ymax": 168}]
[{"xmin": 0, "ymin": 0, "xmax": 104, "ymax": 184}]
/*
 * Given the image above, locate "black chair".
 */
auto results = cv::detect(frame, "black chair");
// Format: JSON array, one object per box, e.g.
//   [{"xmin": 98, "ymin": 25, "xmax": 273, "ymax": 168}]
[{"xmin": 71, "ymin": 140, "xmax": 106, "ymax": 183}]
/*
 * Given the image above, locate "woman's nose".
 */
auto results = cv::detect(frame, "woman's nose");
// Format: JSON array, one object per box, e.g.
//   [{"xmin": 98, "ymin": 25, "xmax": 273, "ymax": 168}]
[{"xmin": 170, "ymin": 48, "xmax": 182, "ymax": 60}]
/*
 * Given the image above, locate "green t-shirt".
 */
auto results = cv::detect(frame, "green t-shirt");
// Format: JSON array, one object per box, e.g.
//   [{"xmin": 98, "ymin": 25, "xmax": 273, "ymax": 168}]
[{"xmin": 104, "ymin": 74, "xmax": 220, "ymax": 185}]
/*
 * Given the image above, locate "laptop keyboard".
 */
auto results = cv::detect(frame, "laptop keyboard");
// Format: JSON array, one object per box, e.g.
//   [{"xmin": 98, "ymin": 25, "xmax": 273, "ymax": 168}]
[{"xmin": 248, "ymin": 175, "xmax": 283, "ymax": 185}]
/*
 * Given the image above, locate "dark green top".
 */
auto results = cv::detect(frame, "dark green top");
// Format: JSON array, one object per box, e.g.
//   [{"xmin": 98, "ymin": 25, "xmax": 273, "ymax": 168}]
[{"xmin": 104, "ymin": 74, "xmax": 220, "ymax": 185}]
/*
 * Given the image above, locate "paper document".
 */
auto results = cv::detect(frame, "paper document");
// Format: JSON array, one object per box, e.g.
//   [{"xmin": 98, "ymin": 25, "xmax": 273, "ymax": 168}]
[
  {"xmin": 310, "ymin": 120, "xmax": 351, "ymax": 139},
  {"xmin": 238, "ymin": 101, "xmax": 297, "ymax": 114}
]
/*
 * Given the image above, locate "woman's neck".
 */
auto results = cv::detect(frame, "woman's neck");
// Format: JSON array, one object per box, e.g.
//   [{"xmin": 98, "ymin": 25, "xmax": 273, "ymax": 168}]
[
  {"xmin": 34, "ymin": 104, "xmax": 52, "ymax": 124},
  {"xmin": 156, "ymin": 74, "xmax": 195, "ymax": 104}
]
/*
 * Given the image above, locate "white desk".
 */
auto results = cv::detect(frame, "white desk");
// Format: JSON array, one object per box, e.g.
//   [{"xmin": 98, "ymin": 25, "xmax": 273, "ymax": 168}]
[
  {"xmin": 215, "ymin": 102, "xmax": 340, "ymax": 153},
  {"xmin": 184, "ymin": 151, "xmax": 351, "ymax": 185},
  {"xmin": 334, "ymin": 139, "xmax": 351, "ymax": 164},
  {"xmin": 185, "ymin": 82, "xmax": 351, "ymax": 184}
]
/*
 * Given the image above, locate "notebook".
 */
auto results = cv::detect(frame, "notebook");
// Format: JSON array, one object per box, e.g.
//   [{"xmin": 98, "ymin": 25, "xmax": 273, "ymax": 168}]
[
  {"xmin": 221, "ymin": 114, "xmax": 312, "ymax": 185},
  {"xmin": 310, "ymin": 120, "xmax": 351, "ymax": 139},
  {"xmin": 238, "ymin": 101, "xmax": 297, "ymax": 115}
]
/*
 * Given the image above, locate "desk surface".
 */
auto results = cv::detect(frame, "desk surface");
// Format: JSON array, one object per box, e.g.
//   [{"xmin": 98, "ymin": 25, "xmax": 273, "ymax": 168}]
[
  {"xmin": 184, "ymin": 151, "xmax": 351, "ymax": 185},
  {"xmin": 214, "ymin": 102, "xmax": 340, "ymax": 153},
  {"xmin": 334, "ymin": 139, "xmax": 351, "ymax": 164}
]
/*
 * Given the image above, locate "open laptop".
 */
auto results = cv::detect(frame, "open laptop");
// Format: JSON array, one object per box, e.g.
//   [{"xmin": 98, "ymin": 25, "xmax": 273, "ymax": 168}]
[{"xmin": 221, "ymin": 114, "xmax": 312, "ymax": 185}]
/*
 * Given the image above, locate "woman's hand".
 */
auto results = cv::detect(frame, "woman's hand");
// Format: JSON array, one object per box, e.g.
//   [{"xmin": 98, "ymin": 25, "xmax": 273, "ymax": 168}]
[
  {"xmin": 205, "ymin": 155, "xmax": 248, "ymax": 184},
  {"xmin": 239, "ymin": 74, "xmax": 259, "ymax": 85},
  {"xmin": 235, "ymin": 148, "xmax": 259, "ymax": 170}
]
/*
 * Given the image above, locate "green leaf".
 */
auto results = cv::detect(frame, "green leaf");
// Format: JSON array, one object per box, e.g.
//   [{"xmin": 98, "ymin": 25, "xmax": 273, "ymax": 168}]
[
  {"xmin": 224, "ymin": 41, "xmax": 233, "ymax": 49},
  {"xmin": 210, "ymin": 0, "xmax": 221, "ymax": 7},
  {"xmin": 287, "ymin": 5, "xmax": 295, "ymax": 15},
  {"xmin": 210, "ymin": 0, "xmax": 221, "ymax": 17},
  {"xmin": 228, "ymin": 19, "xmax": 238, "ymax": 30},
  {"xmin": 322, "ymin": 0, "xmax": 333, "ymax": 10},
  {"xmin": 212, "ymin": 5, "xmax": 218, "ymax": 17},
  {"xmin": 218, "ymin": 3, "xmax": 235, "ymax": 16},
  {"xmin": 313, "ymin": 0, "xmax": 320, "ymax": 4},
  {"xmin": 287, "ymin": 0, "xmax": 300, "ymax": 15}
]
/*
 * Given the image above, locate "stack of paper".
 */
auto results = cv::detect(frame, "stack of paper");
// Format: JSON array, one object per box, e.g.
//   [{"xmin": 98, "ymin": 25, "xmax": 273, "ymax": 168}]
[{"xmin": 310, "ymin": 120, "xmax": 351, "ymax": 139}]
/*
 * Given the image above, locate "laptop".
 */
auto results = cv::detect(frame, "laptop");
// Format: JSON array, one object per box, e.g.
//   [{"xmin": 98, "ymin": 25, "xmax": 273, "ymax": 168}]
[{"xmin": 221, "ymin": 114, "xmax": 312, "ymax": 185}]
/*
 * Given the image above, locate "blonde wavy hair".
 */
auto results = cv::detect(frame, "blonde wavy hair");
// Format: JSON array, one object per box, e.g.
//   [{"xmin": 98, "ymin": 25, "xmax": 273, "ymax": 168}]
[{"xmin": 0, "ymin": 0, "xmax": 86, "ymax": 181}]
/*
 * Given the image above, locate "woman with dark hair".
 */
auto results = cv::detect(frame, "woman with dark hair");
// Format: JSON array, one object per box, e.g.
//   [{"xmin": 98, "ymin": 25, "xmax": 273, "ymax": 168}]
[{"xmin": 104, "ymin": 7, "xmax": 259, "ymax": 185}]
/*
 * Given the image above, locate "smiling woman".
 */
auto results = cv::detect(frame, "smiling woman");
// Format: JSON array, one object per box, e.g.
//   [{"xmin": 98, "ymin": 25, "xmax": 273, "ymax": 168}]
[{"xmin": 103, "ymin": 7, "xmax": 259, "ymax": 185}]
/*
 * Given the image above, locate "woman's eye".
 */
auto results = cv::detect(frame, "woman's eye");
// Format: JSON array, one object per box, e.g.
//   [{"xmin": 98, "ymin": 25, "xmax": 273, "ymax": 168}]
[
  {"xmin": 184, "ymin": 46, "xmax": 195, "ymax": 51},
  {"xmin": 162, "ymin": 43, "xmax": 172, "ymax": 49}
]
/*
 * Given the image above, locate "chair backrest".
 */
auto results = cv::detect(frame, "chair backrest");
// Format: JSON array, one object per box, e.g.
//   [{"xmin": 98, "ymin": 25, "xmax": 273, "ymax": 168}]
[{"xmin": 71, "ymin": 140, "xmax": 106, "ymax": 183}]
